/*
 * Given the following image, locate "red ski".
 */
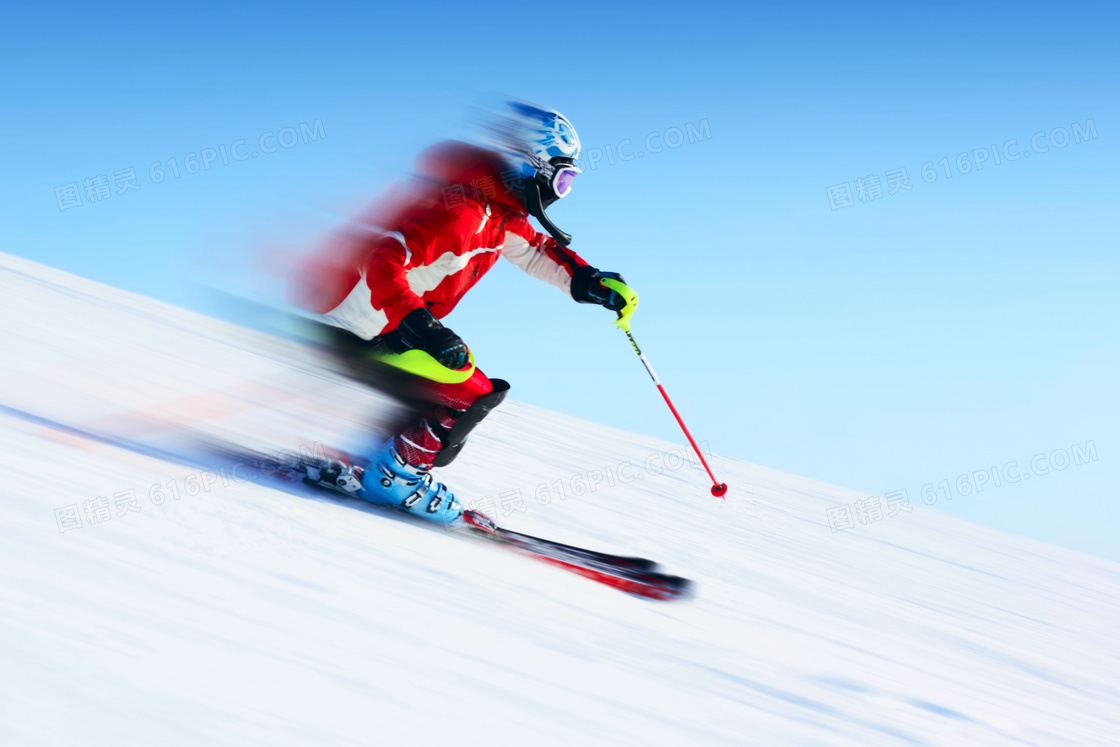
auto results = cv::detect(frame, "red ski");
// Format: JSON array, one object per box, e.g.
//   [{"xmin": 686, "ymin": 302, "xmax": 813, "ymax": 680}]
[{"xmin": 463, "ymin": 510, "xmax": 692, "ymax": 601}]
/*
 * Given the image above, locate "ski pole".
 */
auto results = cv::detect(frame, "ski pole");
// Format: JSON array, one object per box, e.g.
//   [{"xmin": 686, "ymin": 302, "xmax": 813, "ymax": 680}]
[
  {"xmin": 599, "ymin": 280, "xmax": 727, "ymax": 498},
  {"xmin": 620, "ymin": 328, "xmax": 728, "ymax": 497}
]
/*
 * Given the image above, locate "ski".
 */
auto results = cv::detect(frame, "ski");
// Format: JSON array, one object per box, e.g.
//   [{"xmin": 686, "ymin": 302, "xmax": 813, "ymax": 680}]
[
  {"xmin": 462, "ymin": 510, "xmax": 658, "ymax": 571},
  {"xmin": 462, "ymin": 511, "xmax": 691, "ymax": 601}
]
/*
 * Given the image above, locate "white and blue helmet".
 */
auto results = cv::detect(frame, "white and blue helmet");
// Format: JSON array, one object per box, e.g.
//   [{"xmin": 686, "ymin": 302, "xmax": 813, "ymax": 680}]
[{"xmin": 484, "ymin": 100, "xmax": 583, "ymax": 245}]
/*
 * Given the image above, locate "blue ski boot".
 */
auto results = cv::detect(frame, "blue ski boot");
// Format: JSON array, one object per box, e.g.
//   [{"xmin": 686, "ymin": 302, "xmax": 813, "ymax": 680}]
[{"xmin": 360, "ymin": 437, "xmax": 463, "ymax": 527}]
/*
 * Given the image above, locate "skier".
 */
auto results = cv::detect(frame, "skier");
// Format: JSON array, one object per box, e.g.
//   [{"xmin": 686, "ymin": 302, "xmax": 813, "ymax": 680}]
[{"xmin": 294, "ymin": 101, "xmax": 638, "ymax": 526}]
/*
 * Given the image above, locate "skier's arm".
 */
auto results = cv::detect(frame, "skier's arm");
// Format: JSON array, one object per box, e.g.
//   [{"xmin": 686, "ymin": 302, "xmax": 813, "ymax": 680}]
[
  {"xmin": 396, "ymin": 307, "xmax": 470, "ymax": 370},
  {"xmin": 570, "ymin": 267, "xmax": 632, "ymax": 310},
  {"xmin": 364, "ymin": 233, "xmax": 427, "ymax": 329},
  {"xmin": 500, "ymin": 223, "xmax": 590, "ymax": 298},
  {"xmin": 502, "ymin": 219, "xmax": 638, "ymax": 324}
]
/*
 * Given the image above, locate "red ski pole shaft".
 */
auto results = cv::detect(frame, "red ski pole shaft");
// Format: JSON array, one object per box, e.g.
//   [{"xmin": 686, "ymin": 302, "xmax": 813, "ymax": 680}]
[{"xmin": 623, "ymin": 329, "xmax": 728, "ymax": 498}]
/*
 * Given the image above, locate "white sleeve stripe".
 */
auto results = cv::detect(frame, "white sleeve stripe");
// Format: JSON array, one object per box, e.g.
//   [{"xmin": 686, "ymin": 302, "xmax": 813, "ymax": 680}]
[
  {"xmin": 499, "ymin": 232, "xmax": 573, "ymax": 298},
  {"xmin": 386, "ymin": 231, "xmax": 411, "ymax": 265},
  {"xmin": 322, "ymin": 272, "xmax": 390, "ymax": 340}
]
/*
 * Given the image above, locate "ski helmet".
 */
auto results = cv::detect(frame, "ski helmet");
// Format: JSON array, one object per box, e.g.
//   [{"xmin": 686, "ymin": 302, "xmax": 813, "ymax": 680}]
[{"xmin": 485, "ymin": 101, "xmax": 582, "ymax": 246}]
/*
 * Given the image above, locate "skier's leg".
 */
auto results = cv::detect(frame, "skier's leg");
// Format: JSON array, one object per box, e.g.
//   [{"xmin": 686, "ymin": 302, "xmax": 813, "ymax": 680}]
[
  {"xmin": 362, "ymin": 364, "xmax": 507, "ymax": 525},
  {"xmin": 432, "ymin": 379, "xmax": 509, "ymax": 467},
  {"xmin": 310, "ymin": 324, "xmax": 506, "ymax": 523},
  {"xmin": 416, "ymin": 367, "xmax": 509, "ymax": 467}
]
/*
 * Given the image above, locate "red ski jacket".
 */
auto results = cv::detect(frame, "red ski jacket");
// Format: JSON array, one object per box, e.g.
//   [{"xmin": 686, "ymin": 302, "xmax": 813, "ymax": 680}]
[{"xmin": 298, "ymin": 142, "xmax": 590, "ymax": 340}]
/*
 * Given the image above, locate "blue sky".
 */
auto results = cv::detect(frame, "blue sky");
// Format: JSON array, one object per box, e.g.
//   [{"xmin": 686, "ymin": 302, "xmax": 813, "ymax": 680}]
[{"xmin": 3, "ymin": 1, "xmax": 1117, "ymax": 559}]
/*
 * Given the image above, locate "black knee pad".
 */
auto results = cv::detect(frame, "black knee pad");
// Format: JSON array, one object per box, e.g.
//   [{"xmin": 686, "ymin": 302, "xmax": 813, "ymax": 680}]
[{"xmin": 433, "ymin": 379, "xmax": 510, "ymax": 467}]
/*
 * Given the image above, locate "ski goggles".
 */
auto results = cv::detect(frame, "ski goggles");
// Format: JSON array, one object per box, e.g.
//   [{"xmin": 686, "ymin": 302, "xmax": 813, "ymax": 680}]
[{"xmin": 550, "ymin": 163, "xmax": 580, "ymax": 198}]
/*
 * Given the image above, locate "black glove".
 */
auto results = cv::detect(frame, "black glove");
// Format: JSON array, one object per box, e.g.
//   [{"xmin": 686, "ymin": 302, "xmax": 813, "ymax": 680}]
[
  {"xmin": 570, "ymin": 265, "xmax": 629, "ymax": 311},
  {"xmin": 397, "ymin": 308, "xmax": 470, "ymax": 370}
]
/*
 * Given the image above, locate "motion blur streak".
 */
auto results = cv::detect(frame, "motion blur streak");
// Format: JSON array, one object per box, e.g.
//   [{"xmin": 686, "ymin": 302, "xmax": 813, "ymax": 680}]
[{"xmin": 1, "ymin": 252, "xmax": 1117, "ymax": 745}]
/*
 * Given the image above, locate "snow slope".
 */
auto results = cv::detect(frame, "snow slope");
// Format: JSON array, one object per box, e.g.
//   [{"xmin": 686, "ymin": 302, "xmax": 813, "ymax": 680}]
[{"xmin": 1, "ymin": 252, "xmax": 1117, "ymax": 746}]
